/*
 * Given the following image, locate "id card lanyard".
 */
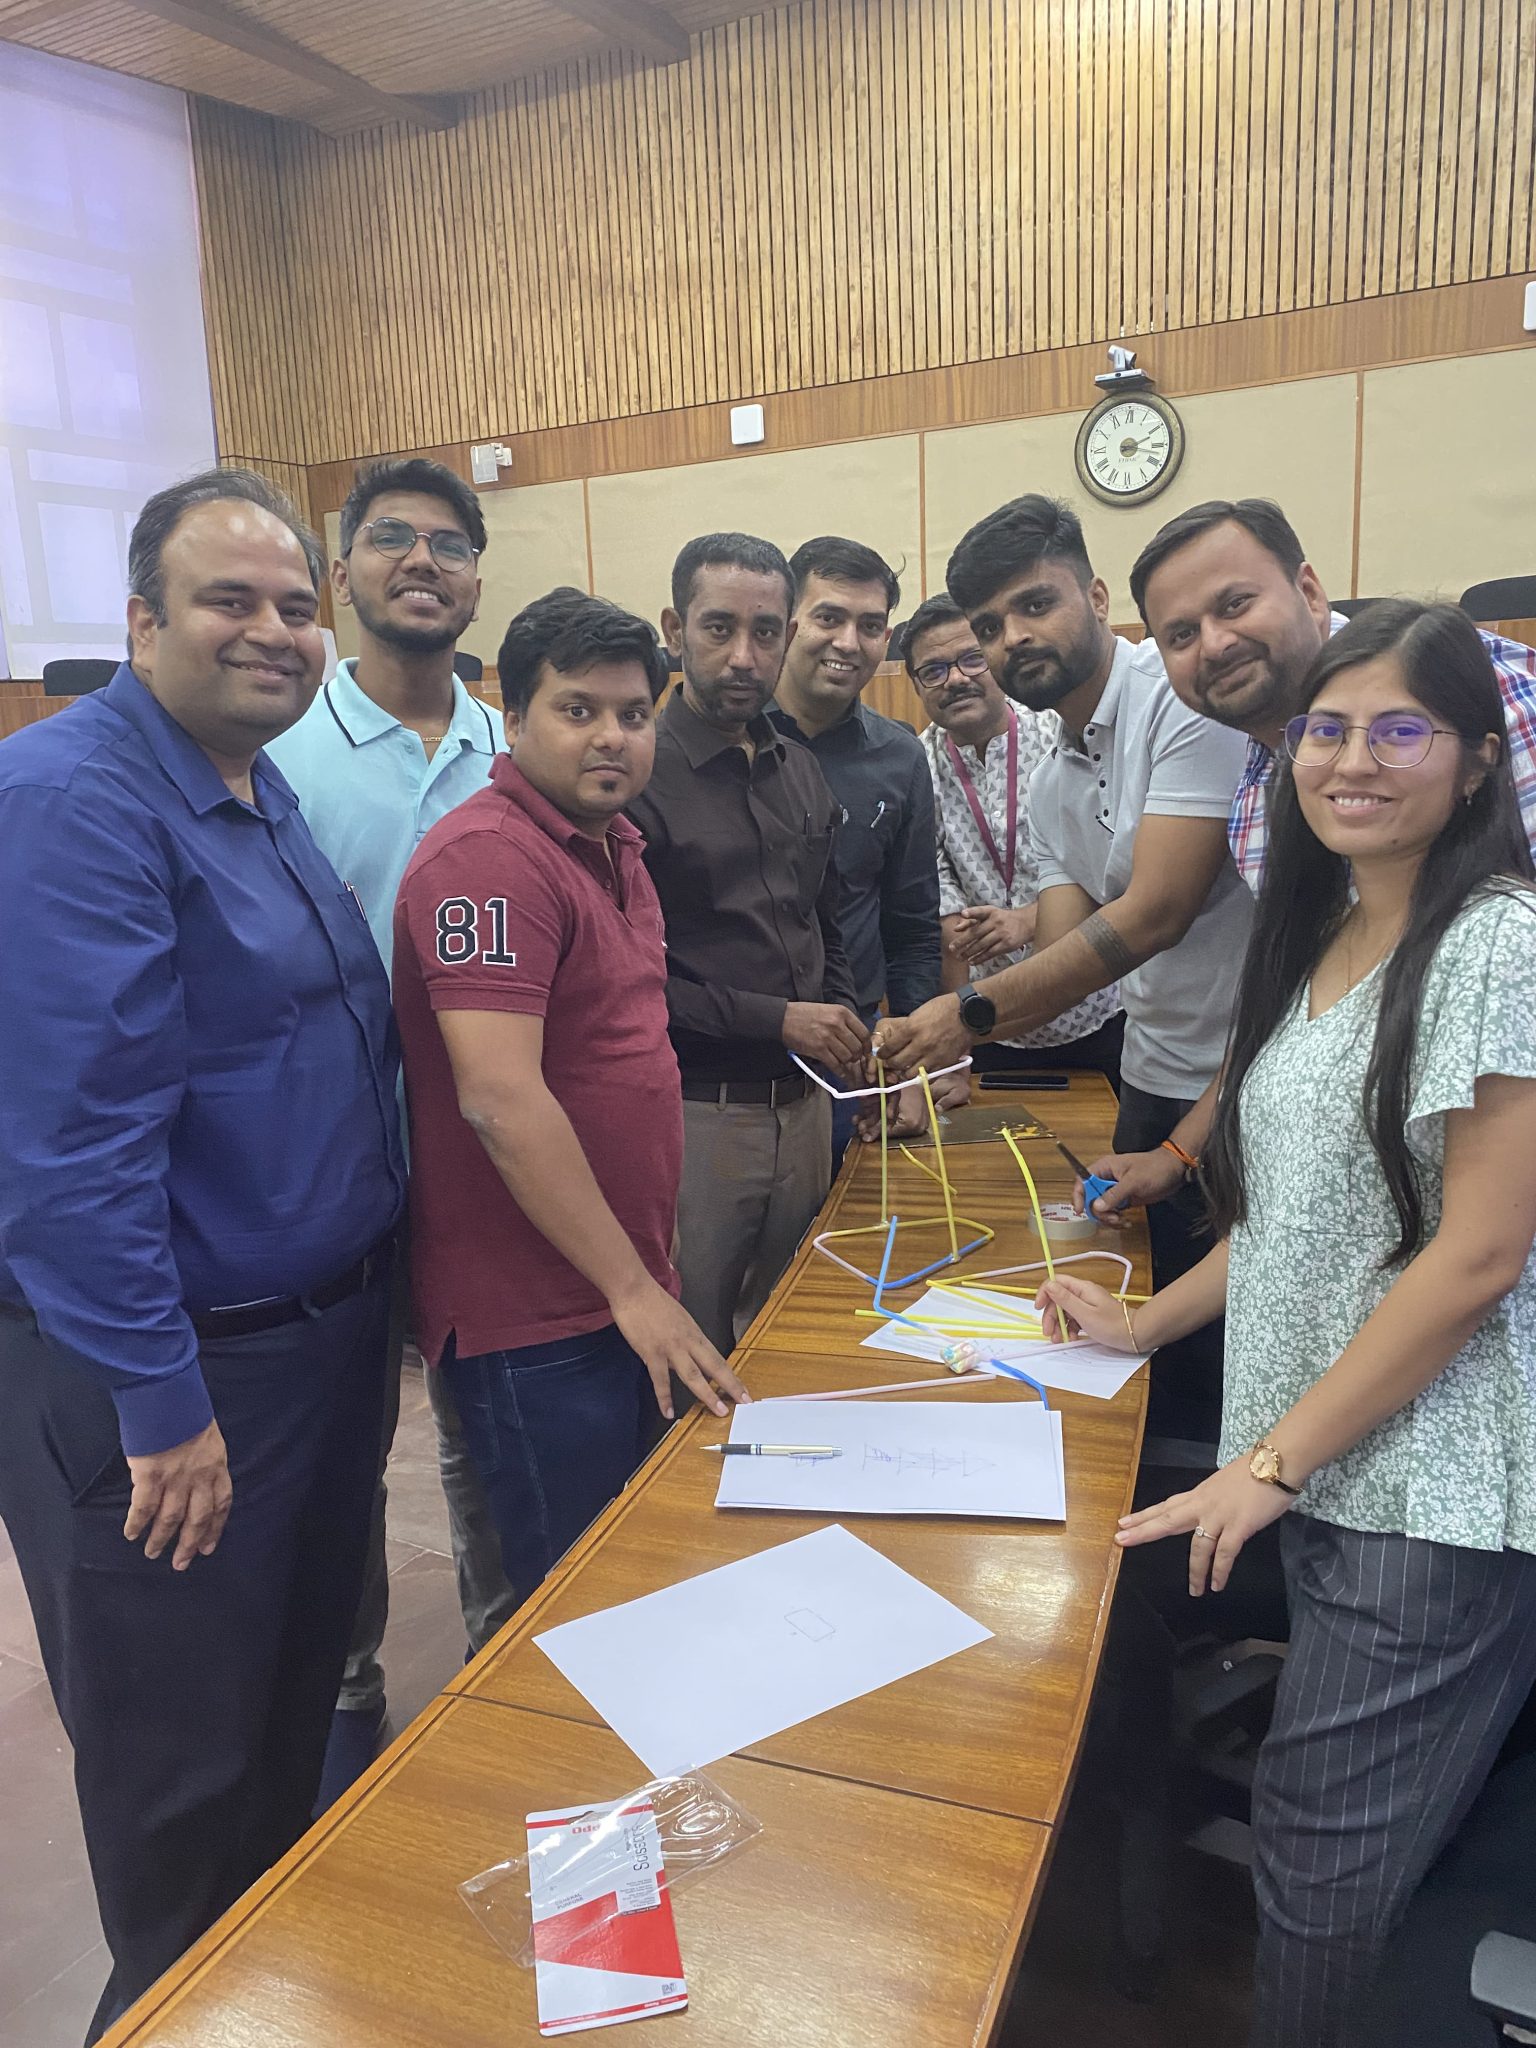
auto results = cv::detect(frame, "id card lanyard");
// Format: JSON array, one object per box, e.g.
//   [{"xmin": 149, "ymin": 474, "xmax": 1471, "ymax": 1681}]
[{"xmin": 944, "ymin": 711, "xmax": 1019, "ymax": 898}]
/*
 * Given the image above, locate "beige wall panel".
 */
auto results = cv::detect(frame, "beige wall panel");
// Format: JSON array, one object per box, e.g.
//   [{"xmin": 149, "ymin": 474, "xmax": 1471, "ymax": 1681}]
[
  {"xmin": 1357, "ymin": 351, "xmax": 1536, "ymax": 601},
  {"xmin": 923, "ymin": 375, "xmax": 1360, "ymax": 617},
  {"xmin": 462, "ymin": 479, "xmax": 589, "ymax": 663},
  {"xmin": 587, "ymin": 436, "xmax": 923, "ymax": 627}
]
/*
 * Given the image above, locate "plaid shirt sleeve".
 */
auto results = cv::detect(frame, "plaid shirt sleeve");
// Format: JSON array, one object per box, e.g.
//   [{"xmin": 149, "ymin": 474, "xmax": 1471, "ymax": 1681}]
[
  {"xmin": 1226, "ymin": 738, "xmax": 1276, "ymax": 895},
  {"xmin": 1482, "ymin": 632, "xmax": 1536, "ymax": 859}
]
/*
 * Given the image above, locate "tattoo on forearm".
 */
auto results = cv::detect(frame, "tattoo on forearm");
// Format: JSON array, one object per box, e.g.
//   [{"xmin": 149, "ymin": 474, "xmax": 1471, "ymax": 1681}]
[{"xmin": 1080, "ymin": 910, "xmax": 1137, "ymax": 979}]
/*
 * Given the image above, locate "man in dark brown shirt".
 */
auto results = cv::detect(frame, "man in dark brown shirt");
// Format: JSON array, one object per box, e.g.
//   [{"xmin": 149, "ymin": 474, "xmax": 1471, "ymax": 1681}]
[{"xmin": 627, "ymin": 532, "xmax": 869, "ymax": 1354}]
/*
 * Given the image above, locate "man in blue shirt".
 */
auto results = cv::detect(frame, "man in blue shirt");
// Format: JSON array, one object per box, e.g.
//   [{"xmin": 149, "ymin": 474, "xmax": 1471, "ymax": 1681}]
[
  {"xmin": 0, "ymin": 469, "xmax": 404, "ymax": 2043},
  {"xmin": 268, "ymin": 457, "xmax": 514, "ymax": 1800}
]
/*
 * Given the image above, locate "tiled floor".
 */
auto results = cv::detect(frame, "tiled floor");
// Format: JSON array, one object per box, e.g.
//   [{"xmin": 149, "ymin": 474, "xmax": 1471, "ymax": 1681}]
[
  {"xmin": 0, "ymin": 1363, "xmax": 467, "ymax": 2048},
  {"xmin": 0, "ymin": 1363, "xmax": 1256, "ymax": 2046}
]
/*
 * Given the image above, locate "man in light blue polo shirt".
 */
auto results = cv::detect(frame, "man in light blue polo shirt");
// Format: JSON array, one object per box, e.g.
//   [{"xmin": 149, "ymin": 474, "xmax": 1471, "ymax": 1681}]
[{"xmin": 268, "ymin": 456, "xmax": 515, "ymax": 1799}]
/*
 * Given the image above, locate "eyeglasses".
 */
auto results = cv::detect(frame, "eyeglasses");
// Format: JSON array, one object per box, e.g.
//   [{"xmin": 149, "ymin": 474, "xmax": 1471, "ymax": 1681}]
[
  {"xmin": 912, "ymin": 648, "xmax": 990, "ymax": 691},
  {"xmin": 352, "ymin": 516, "xmax": 479, "ymax": 571},
  {"xmin": 1283, "ymin": 710, "xmax": 1461, "ymax": 769}
]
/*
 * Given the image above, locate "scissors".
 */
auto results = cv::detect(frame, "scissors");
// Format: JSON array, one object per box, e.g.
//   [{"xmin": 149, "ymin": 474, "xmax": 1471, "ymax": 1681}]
[{"xmin": 1056, "ymin": 1141, "xmax": 1117, "ymax": 1218}]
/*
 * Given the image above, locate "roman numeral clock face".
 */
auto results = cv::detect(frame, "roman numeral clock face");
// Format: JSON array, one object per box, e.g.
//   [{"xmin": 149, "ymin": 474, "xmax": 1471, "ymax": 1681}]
[{"xmin": 1073, "ymin": 393, "xmax": 1186, "ymax": 506}]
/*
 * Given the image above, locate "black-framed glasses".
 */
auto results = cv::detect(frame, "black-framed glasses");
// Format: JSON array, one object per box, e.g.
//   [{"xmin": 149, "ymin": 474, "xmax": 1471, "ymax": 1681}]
[
  {"xmin": 352, "ymin": 516, "xmax": 479, "ymax": 571},
  {"xmin": 912, "ymin": 647, "xmax": 990, "ymax": 691},
  {"xmin": 1283, "ymin": 710, "xmax": 1460, "ymax": 769}
]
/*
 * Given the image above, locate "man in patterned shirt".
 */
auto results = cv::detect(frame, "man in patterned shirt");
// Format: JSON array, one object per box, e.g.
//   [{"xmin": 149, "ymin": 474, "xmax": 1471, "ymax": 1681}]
[
  {"xmin": 898, "ymin": 592, "xmax": 1124, "ymax": 1086},
  {"xmin": 1083, "ymin": 494, "xmax": 1536, "ymax": 1221}
]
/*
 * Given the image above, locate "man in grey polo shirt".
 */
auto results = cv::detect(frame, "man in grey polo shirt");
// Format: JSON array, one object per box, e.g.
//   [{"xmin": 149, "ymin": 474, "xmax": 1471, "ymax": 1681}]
[{"xmin": 877, "ymin": 495, "xmax": 1251, "ymax": 1441}]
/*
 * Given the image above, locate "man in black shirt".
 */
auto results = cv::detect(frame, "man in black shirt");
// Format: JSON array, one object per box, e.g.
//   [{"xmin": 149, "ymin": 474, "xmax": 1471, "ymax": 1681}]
[
  {"xmin": 628, "ymin": 532, "xmax": 869, "ymax": 1355},
  {"xmin": 769, "ymin": 535, "xmax": 940, "ymax": 1164}
]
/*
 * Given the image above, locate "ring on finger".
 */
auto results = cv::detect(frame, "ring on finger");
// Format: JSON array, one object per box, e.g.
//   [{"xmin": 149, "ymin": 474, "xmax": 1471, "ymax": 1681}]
[{"xmin": 1193, "ymin": 1524, "xmax": 1212, "ymax": 1540}]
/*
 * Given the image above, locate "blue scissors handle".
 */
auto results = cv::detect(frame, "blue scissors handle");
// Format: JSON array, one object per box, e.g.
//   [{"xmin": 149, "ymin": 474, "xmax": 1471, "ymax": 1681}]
[{"xmin": 1082, "ymin": 1171, "xmax": 1117, "ymax": 1213}]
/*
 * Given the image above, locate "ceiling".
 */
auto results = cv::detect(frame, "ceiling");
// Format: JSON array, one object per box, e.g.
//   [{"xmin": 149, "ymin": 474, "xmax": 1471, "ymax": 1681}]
[{"xmin": 0, "ymin": 0, "xmax": 779, "ymax": 134}]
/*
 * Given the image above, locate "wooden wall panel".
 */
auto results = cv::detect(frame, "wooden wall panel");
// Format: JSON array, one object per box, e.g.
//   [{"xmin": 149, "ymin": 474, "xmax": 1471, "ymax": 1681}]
[{"xmin": 190, "ymin": 0, "xmax": 1536, "ymax": 471}]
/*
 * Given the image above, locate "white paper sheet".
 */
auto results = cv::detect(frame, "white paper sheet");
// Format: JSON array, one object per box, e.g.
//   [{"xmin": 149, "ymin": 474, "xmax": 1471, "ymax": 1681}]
[
  {"xmin": 713, "ymin": 1400, "xmax": 1065, "ymax": 1520},
  {"xmin": 533, "ymin": 1525, "xmax": 992, "ymax": 1778},
  {"xmin": 860, "ymin": 1284, "xmax": 1147, "ymax": 1400}
]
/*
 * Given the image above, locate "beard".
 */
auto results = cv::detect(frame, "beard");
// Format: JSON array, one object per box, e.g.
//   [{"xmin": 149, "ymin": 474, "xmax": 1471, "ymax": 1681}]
[
  {"xmin": 1000, "ymin": 620, "xmax": 1101, "ymax": 713},
  {"xmin": 681, "ymin": 660, "xmax": 776, "ymax": 728},
  {"xmin": 1192, "ymin": 639, "xmax": 1294, "ymax": 731},
  {"xmin": 350, "ymin": 586, "xmax": 474, "ymax": 656}
]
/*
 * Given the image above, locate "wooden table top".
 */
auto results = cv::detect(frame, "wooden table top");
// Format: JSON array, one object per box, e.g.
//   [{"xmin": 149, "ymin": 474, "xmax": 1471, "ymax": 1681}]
[{"xmin": 102, "ymin": 1076, "xmax": 1147, "ymax": 2047}]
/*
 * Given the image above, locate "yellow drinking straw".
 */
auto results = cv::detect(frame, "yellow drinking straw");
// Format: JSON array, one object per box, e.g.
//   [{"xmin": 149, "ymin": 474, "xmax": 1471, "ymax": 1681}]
[{"xmin": 1002, "ymin": 1125, "xmax": 1057, "ymax": 1283}]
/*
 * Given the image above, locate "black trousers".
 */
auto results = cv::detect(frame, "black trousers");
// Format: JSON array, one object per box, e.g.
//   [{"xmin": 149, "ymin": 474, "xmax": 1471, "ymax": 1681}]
[
  {"xmin": 1114, "ymin": 1078, "xmax": 1224, "ymax": 1447},
  {"xmin": 970, "ymin": 1010, "xmax": 1126, "ymax": 1092},
  {"xmin": 0, "ymin": 1265, "xmax": 392, "ymax": 2043}
]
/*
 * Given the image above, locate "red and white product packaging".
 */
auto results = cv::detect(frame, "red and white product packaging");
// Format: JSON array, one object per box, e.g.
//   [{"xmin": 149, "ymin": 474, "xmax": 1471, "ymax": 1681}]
[{"xmin": 525, "ymin": 1800, "xmax": 687, "ymax": 2035}]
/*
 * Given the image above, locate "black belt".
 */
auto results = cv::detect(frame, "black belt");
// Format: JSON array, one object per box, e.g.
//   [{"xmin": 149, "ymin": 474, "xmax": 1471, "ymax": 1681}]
[
  {"xmin": 680, "ymin": 1073, "xmax": 812, "ymax": 1107},
  {"xmin": 191, "ymin": 1242, "xmax": 389, "ymax": 1340}
]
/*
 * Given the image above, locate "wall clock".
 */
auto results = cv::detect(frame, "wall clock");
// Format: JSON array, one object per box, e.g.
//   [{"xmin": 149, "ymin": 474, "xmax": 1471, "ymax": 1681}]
[{"xmin": 1074, "ymin": 391, "xmax": 1185, "ymax": 506}]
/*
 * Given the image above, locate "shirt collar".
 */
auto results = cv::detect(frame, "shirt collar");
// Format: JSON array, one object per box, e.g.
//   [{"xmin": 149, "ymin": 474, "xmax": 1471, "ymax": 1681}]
[
  {"xmin": 1059, "ymin": 635, "xmax": 1132, "ymax": 755},
  {"xmin": 490, "ymin": 752, "xmax": 644, "ymax": 855},
  {"xmin": 108, "ymin": 663, "xmax": 297, "ymax": 821},
  {"xmin": 768, "ymin": 698, "xmax": 868, "ymax": 751},
  {"xmin": 322, "ymin": 660, "xmax": 498, "ymax": 753},
  {"xmin": 662, "ymin": 684, "xmax": 786, "ymax": 767}
]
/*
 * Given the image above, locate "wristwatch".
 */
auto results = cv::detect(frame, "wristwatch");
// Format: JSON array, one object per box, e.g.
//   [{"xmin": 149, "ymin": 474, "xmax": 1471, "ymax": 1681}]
[
  {"xmin": 1249, "ymin": 1439, "xmax": 1300, "ymax": 1496},
  {"xmin": 955, "ymin": 982, "xmax": 997, "ymax": 1038}
]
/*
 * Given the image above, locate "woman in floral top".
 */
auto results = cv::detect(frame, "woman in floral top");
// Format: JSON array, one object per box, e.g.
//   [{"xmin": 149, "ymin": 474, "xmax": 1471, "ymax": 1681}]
[{"xmin": 1039, "ymin": 601, "xmax": 1536, "ymax": 2048}]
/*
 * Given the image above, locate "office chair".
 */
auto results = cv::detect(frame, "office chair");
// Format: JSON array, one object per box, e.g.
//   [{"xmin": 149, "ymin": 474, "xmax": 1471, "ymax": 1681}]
[
  {"xmin": 42, "ymin": 658, "xmax": 115, "ymax": 696},
  {"xmin": 1460, "ymin": 576, "xmax": 1536, "ymax": 624},
  {"xmin": 453, "ymin": 652, "xmax": 484, "ymax": 683},
  {"xmin": 1362, "ymin": 1700, "xmax": 1536, "ymax": 2045}
]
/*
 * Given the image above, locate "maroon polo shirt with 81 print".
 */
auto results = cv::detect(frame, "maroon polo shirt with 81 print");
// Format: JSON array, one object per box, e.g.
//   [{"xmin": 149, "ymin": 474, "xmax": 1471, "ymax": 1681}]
[{"xmin": 392, "ymin": 752, "xmax": 683, "ymax": 1368}]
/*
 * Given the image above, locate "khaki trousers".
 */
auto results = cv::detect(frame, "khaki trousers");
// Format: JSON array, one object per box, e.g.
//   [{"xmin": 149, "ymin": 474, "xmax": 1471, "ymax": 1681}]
[{"xmin": 675, "ymin": 1089, "xmax": 832, "ymax": 1356}]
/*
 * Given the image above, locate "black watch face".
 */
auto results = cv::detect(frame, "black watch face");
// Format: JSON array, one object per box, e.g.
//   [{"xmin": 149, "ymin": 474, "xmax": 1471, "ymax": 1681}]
[{"xmin": 961, "ymin": 990, "xmax": 996, "ymax": 1034}]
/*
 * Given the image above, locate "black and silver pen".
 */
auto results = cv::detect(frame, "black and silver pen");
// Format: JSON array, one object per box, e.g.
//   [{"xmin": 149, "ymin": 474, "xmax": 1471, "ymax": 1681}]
[{"xmin": 698, "ymin": 1443, "xmax": 840, "ymax": 1459}]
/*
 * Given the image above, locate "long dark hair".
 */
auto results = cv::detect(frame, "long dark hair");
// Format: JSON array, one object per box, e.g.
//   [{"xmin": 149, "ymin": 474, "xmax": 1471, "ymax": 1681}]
[{"xmin": 1204, "ymin": 600, "xmax": 1533, "ymax": 1263}]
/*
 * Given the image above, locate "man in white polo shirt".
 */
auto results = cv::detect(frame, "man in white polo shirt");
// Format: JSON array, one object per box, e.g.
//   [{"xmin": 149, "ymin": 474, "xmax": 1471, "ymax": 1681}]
[
  {"xmin": 267, "ymin": 456, "xmax": 514, "ymax": 1800},
  {"xmin": 877, "ymin": 495, "xmax": 1252, "ymax": 1441}
]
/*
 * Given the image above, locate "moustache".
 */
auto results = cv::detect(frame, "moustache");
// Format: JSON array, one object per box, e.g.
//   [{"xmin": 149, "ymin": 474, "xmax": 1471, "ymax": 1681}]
[{"xmin": 1198, "ymin": 642, "xmax": 1269, "ymax": 691}]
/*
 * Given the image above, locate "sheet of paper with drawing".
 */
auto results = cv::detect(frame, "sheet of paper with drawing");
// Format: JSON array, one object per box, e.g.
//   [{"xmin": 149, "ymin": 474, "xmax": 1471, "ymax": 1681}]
[
  {"xmin": 861, "ymin": 1284, "xmax": 1147, "ymax": 1400},
  {"xmin": 714, "ymin": 1400, "xmax": 1066, "ymax": 1520},
  {"xmin": 533, "ymin": 1525, "xmax": 992, "ymax": 1778}
]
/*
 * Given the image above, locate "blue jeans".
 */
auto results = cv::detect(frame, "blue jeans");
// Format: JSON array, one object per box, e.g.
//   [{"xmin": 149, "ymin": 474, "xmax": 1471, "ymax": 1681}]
[{"xmin": 439, "ymin": 1323, "xmax": 659, "ymax": 1610}]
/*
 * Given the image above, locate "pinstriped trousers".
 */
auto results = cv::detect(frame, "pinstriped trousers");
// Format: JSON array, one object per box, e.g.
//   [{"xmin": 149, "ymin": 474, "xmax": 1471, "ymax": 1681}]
[{"xmin": 1251, "ymin": 1514, "xmax": 1536, "ymax": 2048}]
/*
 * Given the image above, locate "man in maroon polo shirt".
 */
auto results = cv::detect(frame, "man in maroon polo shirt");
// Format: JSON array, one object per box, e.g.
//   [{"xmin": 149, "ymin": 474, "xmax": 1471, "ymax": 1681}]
[{"xmin": 393, "ymin": 587, "xmax": 749, "ymax": 1606}]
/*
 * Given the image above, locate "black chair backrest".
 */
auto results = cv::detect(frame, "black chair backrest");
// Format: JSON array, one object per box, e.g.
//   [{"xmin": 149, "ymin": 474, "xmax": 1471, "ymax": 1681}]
[
  {"xmin": 1332, "ymin": 597, "xmax": 1383, "ymax": 619},
  {"xmin": 453, "ymin": 653, "xmax": 484, "ymax": 683},
  {"xmin": 42, "ymin": 658, "xmax": 116, "ymax": 697},
  {"xmin": 1460, "ymin": 575, "xmax": 1536, "ymax": 623}
]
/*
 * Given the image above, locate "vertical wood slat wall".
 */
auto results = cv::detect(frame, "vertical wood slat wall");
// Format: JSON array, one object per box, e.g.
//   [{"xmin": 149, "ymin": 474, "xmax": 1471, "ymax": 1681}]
[{"xmin": 190, "ymin": 0, "xmax": 1536, "ymax": 473}]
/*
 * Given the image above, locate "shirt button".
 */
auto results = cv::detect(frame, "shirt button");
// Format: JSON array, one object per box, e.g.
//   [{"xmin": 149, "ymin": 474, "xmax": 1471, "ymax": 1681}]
[{"xmin": 1099, "ymin": 779, "xmax": 1107, "ymax": 789}]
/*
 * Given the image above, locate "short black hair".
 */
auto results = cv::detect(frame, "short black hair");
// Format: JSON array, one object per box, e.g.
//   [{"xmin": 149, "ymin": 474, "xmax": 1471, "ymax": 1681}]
[
  {"xmin": 789, "ymin": 535, "xmax": 901, "ymax": 614},
  {"xmin": 339, "ymin": 456, "xmax": 487, "ymax": 558},
  {"xmin": 670, "ymin": 532, "xmax": 794, "ymax": 619},
  {"xmin": 946, "ymin": 495, "xmax": 1093, "ymax": 615},
  {"xmin": 1128, "ymin": 498, "xmax": 1307, "ymax": 623},
  {"xmin": 128, "ymin": 466, "xmax": 324, "ymax": 625},
  {"xmin": 893, "ymin": 594, "xmax": 966, "ymax": 678},
  {"xmin": 497, "ymin": 586, "xmax": 669, "ymax": 716}
]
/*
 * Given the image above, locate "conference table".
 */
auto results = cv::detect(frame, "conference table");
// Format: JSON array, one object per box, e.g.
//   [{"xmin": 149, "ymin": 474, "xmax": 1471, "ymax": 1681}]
[{"xmin": 101, "ymin": 1077, "xmax": 1150, "ymax": 2048}]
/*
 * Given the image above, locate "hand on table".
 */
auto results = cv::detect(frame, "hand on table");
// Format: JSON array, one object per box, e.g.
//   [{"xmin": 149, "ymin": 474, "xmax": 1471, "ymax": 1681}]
[
  {"xmin": 782, "ymin": 1001, "xmax": 871, "ymax": 1072},
  {"xmin": 125, "ymin": 1419, "xmax": 233, "ymax": 1570},
  {"xmin": 1115, "ymin": 1455, "xmax": 1295, "ymax": 1595},
  {"xmin": 612, "ymin": 1277, "xmax": 752, "ymax": 1421},
  {"xmin": 947, "ymin": 904, "xmax": 1035, "ymax": 967},
  {"xmin": 929, "ymin": 1067, "xmax": 972, "ymax": 1113},
  {"xmin": 1070, "ymin": 1145, "xmax": 1186, "ymax": 1227},
  {"xmin": 853, "ymin": 1079, "xmax": 928, "ymax": 1145},
  {"xmin": 871, "ymin": 995, "xmax": 971, "ymax": 1081}
]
